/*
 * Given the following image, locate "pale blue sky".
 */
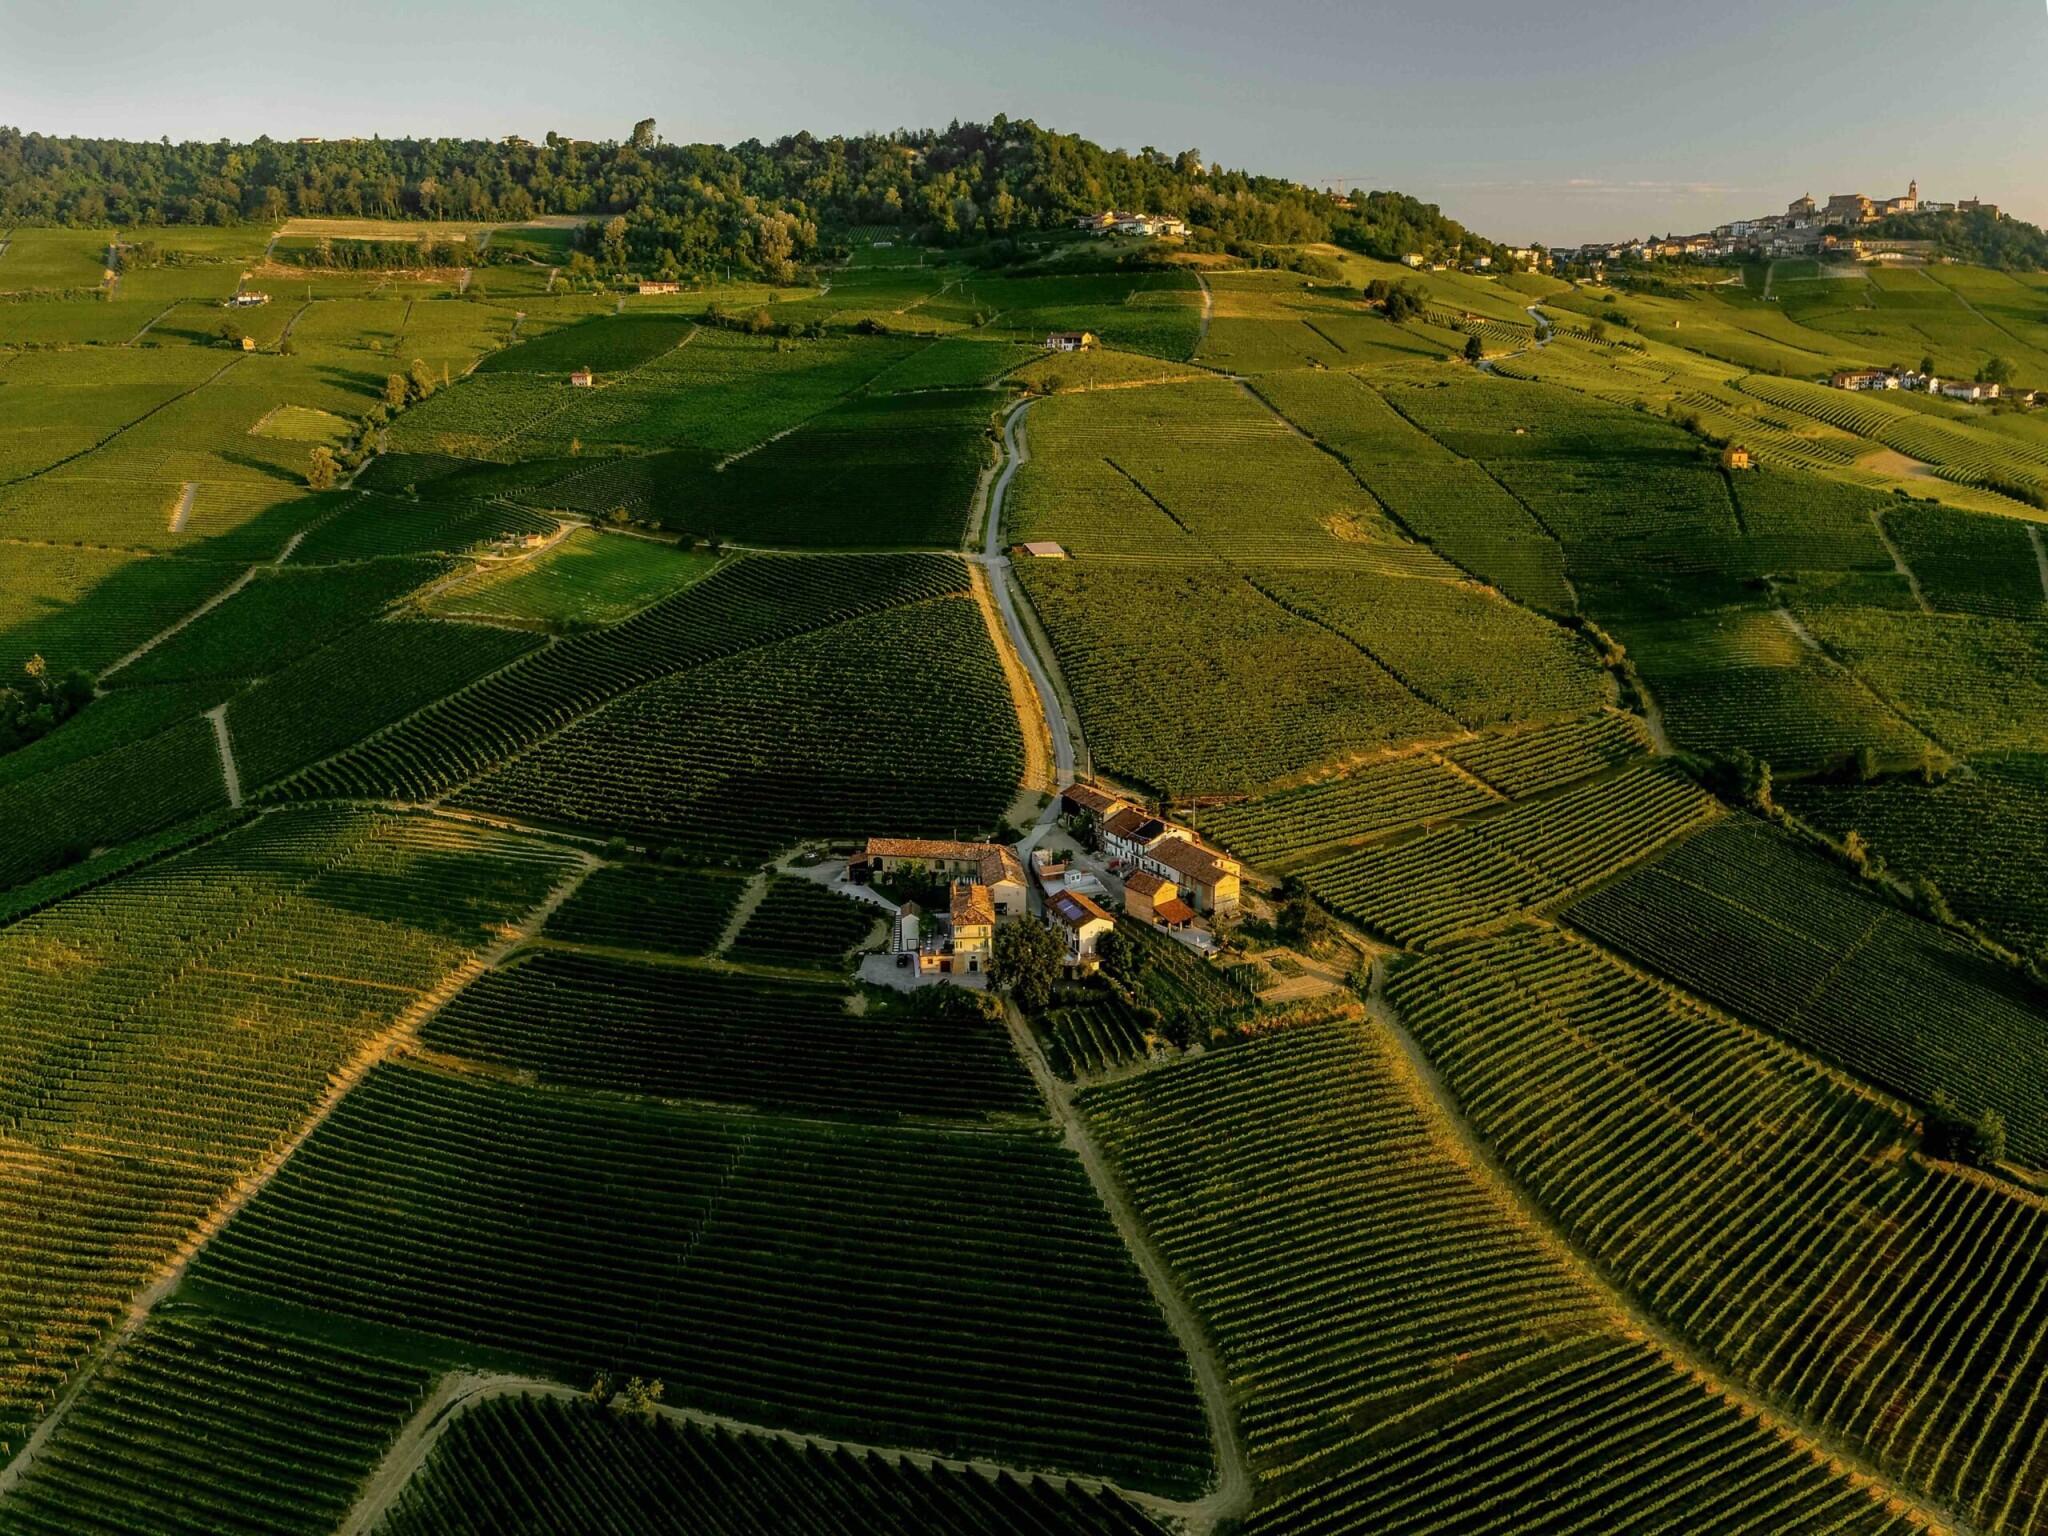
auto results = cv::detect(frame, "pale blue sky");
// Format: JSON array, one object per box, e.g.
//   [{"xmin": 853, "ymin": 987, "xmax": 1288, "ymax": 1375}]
[{"xmin": 3, "ymin": 0, "xmax": 2044, "ymax": 243}]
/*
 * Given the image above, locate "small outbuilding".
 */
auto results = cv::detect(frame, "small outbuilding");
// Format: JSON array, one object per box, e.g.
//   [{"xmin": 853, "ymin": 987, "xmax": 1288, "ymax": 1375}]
[
  {"xmin": 1015, "ymin": 541, "xmax": 1068, "ymax": 560},
  {"xmin": 569, "ymin": 368, "xmax": 595, "ymax": 387},
  {"xmin": 1721, "ymin": 444, "xmax": 1754, "ymax": 471}
]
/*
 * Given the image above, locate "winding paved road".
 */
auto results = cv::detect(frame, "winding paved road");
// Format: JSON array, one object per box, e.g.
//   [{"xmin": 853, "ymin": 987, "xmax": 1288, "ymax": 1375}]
[{"xmin": 979, "ymin": 399, "xmax": 1078, "ymax": 850}]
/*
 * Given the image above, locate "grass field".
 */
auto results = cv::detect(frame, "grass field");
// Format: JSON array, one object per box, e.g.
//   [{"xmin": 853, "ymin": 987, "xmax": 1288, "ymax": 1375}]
[{"xmin": 427, "ymin": 529, "xmax": 718, "ymax": 626}]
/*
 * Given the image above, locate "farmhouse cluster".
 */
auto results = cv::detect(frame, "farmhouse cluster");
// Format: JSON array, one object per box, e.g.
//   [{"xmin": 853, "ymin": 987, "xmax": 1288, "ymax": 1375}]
[
  {"xmin": 846, "ymin": 786, "xmax": 1242, "ymax": 984},
  {"xmin": 1073, "ymin": 211, "xmax": 1190, "ymax": 238},
  {"xmin": 1062, "ymin": 784, "xmax": 1243, "ymax": 918},
  {"xmin": 1550, "ymin": 180, "xmax": 2002, "ymax": 267},
  {"xmin": 1829, "ymin": 367, "xmax": 2019, "ymax": 404}
]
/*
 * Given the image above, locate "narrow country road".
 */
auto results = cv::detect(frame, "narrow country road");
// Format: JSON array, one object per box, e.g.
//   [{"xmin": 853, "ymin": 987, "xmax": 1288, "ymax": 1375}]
[
  {"xmin": 980, "ymin": 399, "xmax": 1081, "ymax": 851},
  {"xmin": 204, "ymin": 704, "xmax": 242, "ymax": 807},
  {"xmin": 999, "ymin": 1002, "xmax": 1252, "ymax": 1533}
]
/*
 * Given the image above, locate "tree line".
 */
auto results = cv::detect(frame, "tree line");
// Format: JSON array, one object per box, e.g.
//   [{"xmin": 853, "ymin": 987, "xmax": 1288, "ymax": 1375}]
[{"xmin": 0, "ymin": 117, "xmax": 1506, "ymax": 281}]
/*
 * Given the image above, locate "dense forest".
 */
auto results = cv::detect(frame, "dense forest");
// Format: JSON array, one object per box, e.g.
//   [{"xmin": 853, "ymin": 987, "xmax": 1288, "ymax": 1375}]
[
  {"xmin": 0, "ymin": 117, "xmax": 1502, "ymax": 278},
  {"xmin": 1862, "ymin": 207, "xmax": 2048, "ymax": 271}
]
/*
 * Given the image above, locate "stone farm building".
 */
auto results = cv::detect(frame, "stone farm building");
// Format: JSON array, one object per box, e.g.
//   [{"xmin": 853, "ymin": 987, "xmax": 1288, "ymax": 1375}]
[
  {"xmin": 1062, "ymin": 785, "xmax": 1243, "ymax": 917},
  {"xmin": 1044, "ymin": 331, "xmax": 1098, "ymax": 352},
  {"xmin": 856, "ymin": 838, "xmax": 1027, "ymax": 916},
  {"xmin": 948, "ymin": 881, "xmax": 998, "ymax": 974},
  {"xmin": 1123, "ymin": 869, "xmax": 1197, "ymax": 931}
]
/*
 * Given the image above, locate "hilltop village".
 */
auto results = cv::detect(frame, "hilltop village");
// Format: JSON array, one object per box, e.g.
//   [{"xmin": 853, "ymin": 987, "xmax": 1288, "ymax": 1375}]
[{"xmin": 1549, "ymin": 180, "xmax": 2000, "ymax": 266}]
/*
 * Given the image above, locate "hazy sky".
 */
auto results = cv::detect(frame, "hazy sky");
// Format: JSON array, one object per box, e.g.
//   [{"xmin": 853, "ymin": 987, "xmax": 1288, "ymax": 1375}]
[{"xmin": 4, "ymin": 0, "xmax": 2045, "ymax": 243}]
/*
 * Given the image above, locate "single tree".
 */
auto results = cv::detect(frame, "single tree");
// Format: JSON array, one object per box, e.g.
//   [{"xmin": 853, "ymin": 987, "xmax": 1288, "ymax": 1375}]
[
  {"xmin": 1095, "ymin": 927, "xmax": 1136, "ymax": 988},
  {"xmin": 1921, "ymin": 354, "xmax": 1936, "ymax": 376},
  {"xmin": 1464, "ymin": 334, "xmax": 1485, "ymax": 363},
  {"xmin": 992, "ymin": 916, "xmax": 1065, "ymax": 1011},
  {"xmin": 305, "ymin": 446, "xmax": 339, "ymax": 492},
  {"xmin": 408, "ymin": 358, "xmax": 436, "ymax": 402}
]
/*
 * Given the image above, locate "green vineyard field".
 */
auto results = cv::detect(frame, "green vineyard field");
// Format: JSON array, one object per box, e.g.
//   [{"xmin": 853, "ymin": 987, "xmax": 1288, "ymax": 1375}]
[
  {"xmin": 1391, "ymin": 927, "xmax": 2048, "ymax": 1532},
  {"xmin": 1082, "ymin": 1023, "xmax": 1911, "ymax": 1534},
  {"xmin": 420, "ymin": 948, "xmax": 1038, "ymax": 1118},
  {"xmin": 191, "ymin": 1062, "xmax": 1214, "ymax": 1494},
  {"xmin": 381, "ymin": 1393, "xmax": 1171, "ymax": 1536}
]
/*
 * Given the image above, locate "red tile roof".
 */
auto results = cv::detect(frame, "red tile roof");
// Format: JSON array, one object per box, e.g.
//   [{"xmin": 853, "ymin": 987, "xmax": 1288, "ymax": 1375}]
[
  {"xmin": 1151, "ymin": 838, "xmax": 1238, "ymax": 886},
  {"xmin": 1048, "ymin": 889, "xmax": 1115, "ymax": 929},
  {"xmin": 951, "ymin": 881, "xmax": 996, "ymax": 929}
]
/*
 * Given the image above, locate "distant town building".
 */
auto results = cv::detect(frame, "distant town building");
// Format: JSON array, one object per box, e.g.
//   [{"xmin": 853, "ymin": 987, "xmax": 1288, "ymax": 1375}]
[
  {"xmin": 1831, "ymin": 369, "xmax": 1897, "ymax": 392},
  {"xmin": 636, "ymin": 281, "xmax": 681, "ymax": 295},
  {"xmin": 1044, "ymin": 331, "xmax": 1097, "ymax": 352},
  {"xmin": 1940, "ymin": 379, "xmax": 2000, "ymax": 402},
  {"xmin": 224, "ymin": 292, "xmax": 270, "ymax": 309}
]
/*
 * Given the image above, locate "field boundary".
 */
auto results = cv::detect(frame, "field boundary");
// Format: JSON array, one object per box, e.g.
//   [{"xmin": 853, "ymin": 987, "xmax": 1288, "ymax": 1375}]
[{"xmin": 0, "ymin": 354, "xmax": 246, "ymax": 491}]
